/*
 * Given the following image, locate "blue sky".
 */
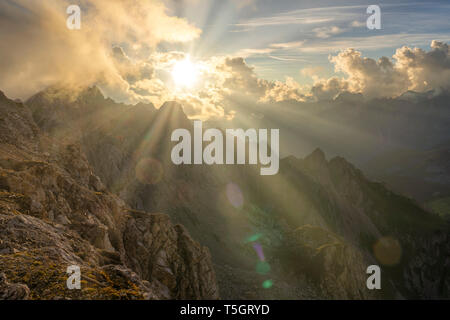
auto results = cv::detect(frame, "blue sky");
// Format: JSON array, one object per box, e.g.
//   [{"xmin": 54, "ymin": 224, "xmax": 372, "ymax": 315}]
[{"xmin": 164, "ymin": 0, "xmax": 450, "ymax": 85}]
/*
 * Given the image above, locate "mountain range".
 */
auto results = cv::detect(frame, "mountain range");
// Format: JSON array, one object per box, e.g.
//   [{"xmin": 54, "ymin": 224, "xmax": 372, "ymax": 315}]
[{"xmin": 0, "ymin": 86, "xmax": 448, "ymax": 299}]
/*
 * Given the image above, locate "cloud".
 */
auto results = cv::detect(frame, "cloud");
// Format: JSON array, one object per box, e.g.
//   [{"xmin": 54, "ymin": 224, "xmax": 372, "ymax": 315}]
[
  {"xmin": 394, "ymin": 40, "xmax": 450, "ymax": 92},
  {"xmin": 268, "ymin": 55, "xmax": 308, "ymax": 62},
  {"xmin": 235, "ymin": 48, "xmax": 275, "ymax": 58},
  {"xmin": 171, "ymin": 40, "xmax": 450, "ymax": 116},
  {"xmin": 111, "ymin": 47, "xmax": 154, "ymax": 85},
  {"xmin": 313, "ymin": 26, "xmax": 344, "ymax": 39},
  {"xmin": 0, "ymin": 0, "xmax": 201, "ymax": 100},
  {"xmin": 235, "ymin": 11, "xmax": 333, "ymax": 28},
  {"xmin": 175, "ymin": 94, "xmax": 228, "ymax": 120},
  {"xmin": 216, "ymin": 57, "xmax": 267, "ymax": 98},
  {"xmin": 310, "ymin": 77, "xmax": 351, "ymax": 101},
  {"xmin": 350, "ymin": 20, "xmax": 365, "ymax": 27},
  {"xmin": 301, "ymin": 66, "xmax": 325, "ymax": 79},
  {"xmin": 232, "ymin": 4, "xmax": 372, "ymax": 30},
  {"xmin": 211, "ymin": 57, "xmax": 309, "ymax": 106},
  {"xmin": 231, "ymin": 0, "xmax": 259, "ymax": 10},
  {"xmin": 262, "ymin": 77, "xmax": 308, "ymax": 102},
  {"xmin": 209, "ymin": 41, "xmax": 450, "ymax": 106},
  {"xmin": 308, "ymin": 40, "xmax": 450, "ymax": 99},
  {"xmin": 270, "ymin": 41, "xmax": 304, "ymax": 49},
  {"xmin": 297, "ymin": 34, "xmax": 450, "ymax": 53},
  {"xmin": 326, "ymin": 48, "xmax": 409, "ymax": 98},
  {"xmin": 130, "ymin": 78, "xmax": 170, "ymax": 104}
]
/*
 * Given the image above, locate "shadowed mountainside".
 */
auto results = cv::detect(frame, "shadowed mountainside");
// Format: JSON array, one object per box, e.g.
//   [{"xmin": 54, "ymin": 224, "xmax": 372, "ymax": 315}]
[
  {"xmin": 0, "ymin": 89, "xmax": 219, "ymax": 300},
  {"xmin": 364, "ymin": 143, "xmax": 450, "ymax": 219},
  {"xmin": 2, "ymin": 86, "xmax": 448, "ymax": 300}
]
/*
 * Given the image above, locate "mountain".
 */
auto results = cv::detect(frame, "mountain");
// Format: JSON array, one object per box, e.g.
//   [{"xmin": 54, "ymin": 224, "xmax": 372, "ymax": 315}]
[
  {"xmin": 365, "ymin": 142, "xmax": 450, "ymax": 214},
  {"xmin": 1, "ymin": 86, "xmax": 448, "ymax": 300},
  {"xmin": 0, "ymin": 89, "xmax": 219, "ymax": 299},
  {"xmin": 212, "ymin": 88, "xmax": 450, "ymax": 217},
  {"xmin": 230, "ymin": 88, "xmax": 450, "ymax": 165}
]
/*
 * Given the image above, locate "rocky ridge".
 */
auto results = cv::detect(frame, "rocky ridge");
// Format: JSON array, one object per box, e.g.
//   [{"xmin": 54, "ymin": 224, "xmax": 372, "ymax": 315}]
[
  {"xmin": 8, "ymin": 86, "xmax": 449, "ymax": 300},
  {"xmin": 0, "ymin": 90, "xmax": 219, "ymax": 299}
]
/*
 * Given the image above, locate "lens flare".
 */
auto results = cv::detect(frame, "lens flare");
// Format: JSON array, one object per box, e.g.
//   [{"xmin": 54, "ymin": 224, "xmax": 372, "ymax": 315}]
[
  {"xmin": 252, "ymin": 242, "xmax": 265, "ymax": 261},
  {"xmin": 373, "ymin": 236, "xmax": 402, "ymax": 266},
  {"xmin": 135, "ymin": 157, "xmax": 164, "ymax": 185},
  {"xmin": 262, "ymin": 280, "xmax": 273, "ymax": 289},
  {"xmin": 246, "ymin": 231, "xmax": 274, "ymax": 290},
  {"xmin": 245, "ymin": 233, "xmax": 263, "ymax": 243},
  {"xmin": 226, "ymin": 183, "xmax": 244, "ymax": 208}
]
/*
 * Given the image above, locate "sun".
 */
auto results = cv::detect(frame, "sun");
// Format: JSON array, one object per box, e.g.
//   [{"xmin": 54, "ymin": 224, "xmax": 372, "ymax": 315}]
[{"xmin": 171, "ymin": 57, "xmax": 199, "ymax": 88}]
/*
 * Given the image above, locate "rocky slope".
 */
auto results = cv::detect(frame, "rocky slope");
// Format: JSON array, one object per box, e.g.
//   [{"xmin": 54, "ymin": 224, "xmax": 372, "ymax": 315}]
[
  {"xmin": 0, "ymin": 90, "xmax": 219, "ymax": 300},
  {"xmin": 16, "ymin": 86, "xmax": 450, "ymax": 300},
  {"xmin": 258, "ymin": 150, "xmax": 449, "ymax": 299}
]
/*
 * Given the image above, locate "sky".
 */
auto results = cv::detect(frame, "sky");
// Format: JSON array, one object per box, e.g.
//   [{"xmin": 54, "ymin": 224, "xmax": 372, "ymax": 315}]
[
  {"xmin": 163, "ymin": 0, "xmax": 450, "ymax": 81},
  {"xmin": 0, "ymin": 0, "xmax": 449, "ymax": 120}
]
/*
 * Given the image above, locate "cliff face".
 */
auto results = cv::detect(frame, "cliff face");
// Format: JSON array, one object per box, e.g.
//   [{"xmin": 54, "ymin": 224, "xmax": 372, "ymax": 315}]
[
  {"xmin": 267, "ymin": 152, "xmax": 449, "ymax": 299},
  {"xmin": 0, "ymin": 90, "xmax": 219, "ymax": 300},
  {"xmin": 19, "ymin": 86, "xmax": 450, "ymax": 300}
]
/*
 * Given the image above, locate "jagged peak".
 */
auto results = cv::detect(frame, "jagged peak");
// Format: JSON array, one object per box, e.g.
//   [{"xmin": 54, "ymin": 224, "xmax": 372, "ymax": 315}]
[
  {"xmin": 159, "ymin": 100, "xmax": 184, "ymax": 111},
  {"xmin": 82, "ymin": 85, "xmax": 103, "ymax": 96},
  {"xmin": 77, "ymin": 85, "xmax": 105, "ymax": 103},
  {"xmin": 329, "ymin": 156, "xmax": 351, "ymax": 168},
  {"xmin": 0, "ymin": 90, "xmax": 20, "ymax": 106},
  {"xmin": 329, "ymin": 156, "xmax": 362, "ymax": 179},
  {"xmin": 304, "ymin": 148, "xmax": 327, "ymax": 165},
  {"xmin": 27, "ymin": 85, "xmax": 105, "ymax": 105},
  {"xmin": 134, "ymin": 101, "xmax": 156, "ymax": 111},
  {"xmin": 158, "ymin": 101, "xmax": 189, "ymax": 123}
]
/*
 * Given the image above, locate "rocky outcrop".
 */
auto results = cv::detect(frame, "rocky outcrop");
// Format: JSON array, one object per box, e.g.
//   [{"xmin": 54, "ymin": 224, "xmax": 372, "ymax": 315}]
[
  {"xmin": 278, "ymin": 225, "xmax": 379, "ymax": 299},
  {"xmin": 404, "ymin": 230, "xmax": 450, "ymax": 299},
  {"xmin": 123, "ymin": 211, "xmax": 219, "ymax": 299},
  {"xmin": 0, "ymin": 209, "xmax": 149, "ymax": 300},
  {"xmin": 0, "ymin": 90, "xmax": 219, "ymax": 300},
  {"xmin": 0, "ymin": 273, "xmax": 30, "ymax": 300}
]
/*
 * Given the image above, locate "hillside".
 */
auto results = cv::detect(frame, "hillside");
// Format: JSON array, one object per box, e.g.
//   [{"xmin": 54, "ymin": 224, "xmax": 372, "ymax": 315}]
[
  {"xmin": 0, "ymin": 89, "xmax": 219, "ymax": 299},
  {"xmin": 0, "ymin": 86, "xmax": 447, "ymax": 300}
]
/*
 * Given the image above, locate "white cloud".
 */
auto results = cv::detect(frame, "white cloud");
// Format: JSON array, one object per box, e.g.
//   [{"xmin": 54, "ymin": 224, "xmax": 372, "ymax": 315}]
[
  {"xmin": 297, "ymin": 34, "xmax": 450, "ymax": 53},
  {"xmin": 270, "ymin": 41, "xmax": 304, "ymax": 49},
  {"xmin": 313, "ymin": 26, "xmax": 344, "ymax": 39},
  {"xmin": 350, "ymin": 20, "xmax": 365, "ymax": 27},
  {"xmin": 309, "ymin": 41, "xmax": 450, "ymax": 99},
  {"xmin": 0, "ymin": 0, "xmax": 201, "ymax": 100}
]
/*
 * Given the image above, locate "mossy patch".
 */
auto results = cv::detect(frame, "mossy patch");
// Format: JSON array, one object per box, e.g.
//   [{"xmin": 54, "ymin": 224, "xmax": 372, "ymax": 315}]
[{"xmin": 0, "ymin": 250, "xmax": 145, "ymax": 300}]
